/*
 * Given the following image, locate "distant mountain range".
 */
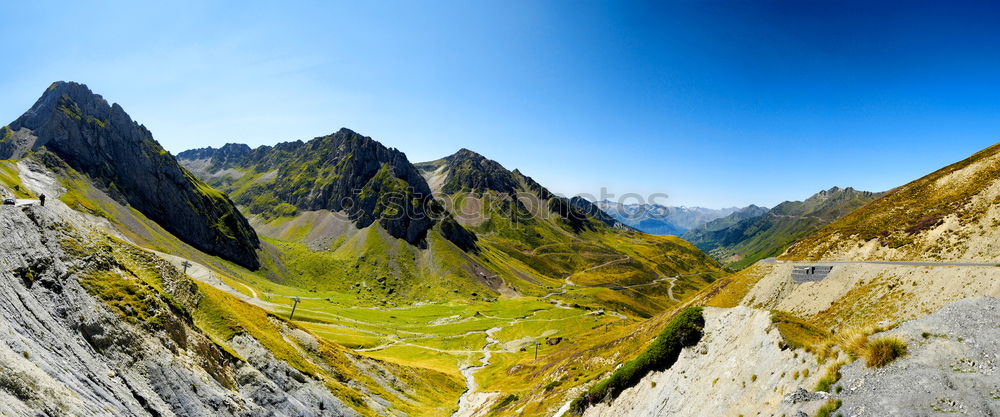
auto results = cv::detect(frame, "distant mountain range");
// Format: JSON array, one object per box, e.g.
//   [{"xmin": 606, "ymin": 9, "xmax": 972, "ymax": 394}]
[
  {"xmin": 593, "ymin": 201, "xmax": 748, "ymax": 235},
  {"xmin": 683, "ymin": 187, "xmax": 882, "ymax": 269}
]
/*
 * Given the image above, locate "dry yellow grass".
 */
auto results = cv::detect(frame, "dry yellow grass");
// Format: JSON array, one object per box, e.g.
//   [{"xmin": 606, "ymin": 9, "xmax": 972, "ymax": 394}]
[{"xmin": 864, "ymin": 337, "xmax": 907, "ymax": 368}]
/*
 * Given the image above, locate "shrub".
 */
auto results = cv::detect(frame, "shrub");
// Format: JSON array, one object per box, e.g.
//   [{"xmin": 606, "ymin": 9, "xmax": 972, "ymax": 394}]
[
  {"xmin": 864, "ymin": 337, "xmax": 907, "ymax": 368},
  {"xmin": 0, "ymin": 366, "xmax": 35, "ymax": 401},
  {"xmin": 815, "ymin": 398, "xmax": 842, "ymax": 417},
  {"xmin": 492, "ymin": 394, "xmax": 518, "ymax": 411},
  {"xmin": 571, "ymin": 307, "xmax": 704, "ymax": 413}
]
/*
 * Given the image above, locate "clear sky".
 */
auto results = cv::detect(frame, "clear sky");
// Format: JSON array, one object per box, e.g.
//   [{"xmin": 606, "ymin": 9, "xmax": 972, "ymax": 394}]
[{"xmin": 2, "ymin": 1, "xmax": 1000, "ymax": 208}]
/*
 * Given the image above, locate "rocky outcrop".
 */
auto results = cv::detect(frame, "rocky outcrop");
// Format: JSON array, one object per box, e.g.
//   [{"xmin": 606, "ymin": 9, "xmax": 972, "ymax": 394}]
[
  {"xmin": 3, "ymin": 82, "xmax": 260, "ymax": 269},
  {"xmin": 179, "ymin": 129, "xmax": 476, "ymax": 248},
  {"xmin": 0, "ymin": 204, "xmax": 354, "ymax": 416},
  {"xmin": 415, "ymin": 148, "xmax": 521, "ymax": 195},
  {"xmin": 415, "ymin": 149, "xmax": 614, "ymax": 233},
  {"xmin": 177, "ymin": 143, "xmax": 252, "ymax": 170}
]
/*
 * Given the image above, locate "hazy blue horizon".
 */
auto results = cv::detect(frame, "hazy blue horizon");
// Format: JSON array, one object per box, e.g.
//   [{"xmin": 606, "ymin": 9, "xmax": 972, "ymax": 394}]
[{"xmin": 3, "ymin": 1, "xmax": 999, "ymax": 208}]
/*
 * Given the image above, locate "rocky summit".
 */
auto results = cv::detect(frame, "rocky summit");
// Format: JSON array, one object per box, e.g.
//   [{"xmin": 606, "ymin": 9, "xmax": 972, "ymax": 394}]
[
  {"xmin": 1, "ymin": 82, "xmax": 260, "ymax": 269},
  {"xmin": 179, "ymin": 128, "xmax": 472, "ymax": 247}
]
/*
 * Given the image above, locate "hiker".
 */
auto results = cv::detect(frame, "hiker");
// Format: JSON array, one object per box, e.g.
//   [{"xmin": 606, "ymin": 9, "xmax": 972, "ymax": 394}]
[{"xmin": 39, "ymin": 193, "xmax": 45, "ymax": 206}]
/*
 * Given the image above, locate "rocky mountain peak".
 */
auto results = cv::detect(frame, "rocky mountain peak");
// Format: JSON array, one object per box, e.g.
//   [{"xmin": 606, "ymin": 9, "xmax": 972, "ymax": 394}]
[
  {"xmin": 5, "ymin": 82, "xmax": 261, "ymax": 269},
  {"xmin": 426, "ymin": 148, "xmax": 521, "ymax": 195}
]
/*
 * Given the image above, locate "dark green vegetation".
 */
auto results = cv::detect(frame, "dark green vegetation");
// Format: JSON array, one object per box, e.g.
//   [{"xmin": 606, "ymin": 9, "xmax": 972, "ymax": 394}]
[
  {"xmin": 570, "ymin": 307, "xmax": 705, "ymax": 413},
  {"xmin": 786, "ymin": 142, "xmax": 1000, "ymax": 259},
  {"xmin": 815, "ymin": 398, "xmax": 843, "ymax": 417},
  {"xmin": 4, "ymin": 82, "xmax": 260, "ymax": 269},
  {"xmin": 684, "ymin": 187, "xmax": 881, "ymax": 269},
  {"xmin": 815, "ymin": 361, "xmax": 846, "ymax": 392}
]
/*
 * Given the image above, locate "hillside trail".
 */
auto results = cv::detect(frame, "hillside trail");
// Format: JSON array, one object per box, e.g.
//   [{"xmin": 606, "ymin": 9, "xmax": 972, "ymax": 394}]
[{"xmin": 612, "ymin": 276, "xmax": 679, "ymax": 301}]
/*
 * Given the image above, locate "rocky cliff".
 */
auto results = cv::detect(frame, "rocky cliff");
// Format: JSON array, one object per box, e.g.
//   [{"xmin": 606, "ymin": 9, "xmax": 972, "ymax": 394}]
[
  {"xmin": 2, "ymin": 82, "xmax": 260, "ymax": 269},
  {"xmin": 0, "ymin": 204, "xmax": 353, "ymax": 416}
]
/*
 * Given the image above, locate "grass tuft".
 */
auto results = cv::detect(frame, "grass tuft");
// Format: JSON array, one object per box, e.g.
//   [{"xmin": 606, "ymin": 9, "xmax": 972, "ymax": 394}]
[
  {"xmin": 815, "ymin": 398, "xmax": 842, "ymax": 417},
  {"xmin": 864, "ymin": 337, "xmax": 907, "ymax": 368},
  {"xmin": 814, "ymin": 361, "xmax": 846, "ymax": 392}
]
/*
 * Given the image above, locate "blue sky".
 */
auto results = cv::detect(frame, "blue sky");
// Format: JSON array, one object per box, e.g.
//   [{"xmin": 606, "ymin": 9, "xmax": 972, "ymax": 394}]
[{"xmin": 2, "ymin": 1, "xmax": 1000, "ymax": 208}]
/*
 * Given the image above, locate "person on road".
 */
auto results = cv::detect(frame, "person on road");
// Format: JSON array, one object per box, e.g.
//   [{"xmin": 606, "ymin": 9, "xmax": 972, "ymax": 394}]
[{"xmin": 39, "ymin": 193, "xmax": 45, "ymax": 207}]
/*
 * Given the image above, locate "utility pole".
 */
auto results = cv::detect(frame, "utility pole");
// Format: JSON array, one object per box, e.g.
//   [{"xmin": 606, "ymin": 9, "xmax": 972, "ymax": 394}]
[
  {"xmin": 534, "ymin": 341, "xmax": 540, "ymax": 360},
  {"xmin": 181, "ymin": 260, "xmax": 192, "ymax": 275},
  {"xmin": 289, "ymin": 297, "xmax": 301, "ymax": 320}
]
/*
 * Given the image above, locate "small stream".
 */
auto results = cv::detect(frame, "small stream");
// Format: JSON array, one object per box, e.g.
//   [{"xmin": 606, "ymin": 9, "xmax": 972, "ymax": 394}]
[{"xmin": 451, "ymin": 327, "xmax": 502, "ymax": 417}]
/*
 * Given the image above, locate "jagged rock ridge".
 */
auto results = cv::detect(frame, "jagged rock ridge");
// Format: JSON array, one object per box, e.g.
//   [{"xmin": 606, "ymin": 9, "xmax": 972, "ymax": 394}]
[
  {"xmin": 416, "ymin": 148, "xmax": 620, "ymax": 233},
  {"xmin": 1, "ymin": 82, "xmax": 260, "ymax": 269},
  {"xmin": 179, "ymin": 129, "xmax": 476, "ymax": 248}
]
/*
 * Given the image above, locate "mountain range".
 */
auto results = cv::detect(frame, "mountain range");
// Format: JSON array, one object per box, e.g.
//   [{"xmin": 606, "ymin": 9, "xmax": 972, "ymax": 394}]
[
  {"xmin": 593, "ymin": 201, "xmax": 745, "ymax": 235},
  {"xmin": 2, "ymin": 81, "xmax": 998, "ymax": 417},
  {"xmin": 683, "ymin": 187, "xmax": 882, "ymax": 269}
]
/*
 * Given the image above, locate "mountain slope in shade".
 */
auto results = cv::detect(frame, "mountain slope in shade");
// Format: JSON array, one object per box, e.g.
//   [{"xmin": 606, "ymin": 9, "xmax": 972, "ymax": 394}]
[
  {"xmin": 0, "ymin": 81, "xmax": 260, "ymax": 269},
  {"xmin": 690, "ymin": 204, "xmax": 770, "ymax": 233},
  {"xmin": 684, "ymin": 187, "xmax": 881, "ymax": 269},
  {"xmin": 785, "ymin": 142, "xmax": 1000, "ymax": 261},
  {"xmin": 569, "ymin": 197, "xmax": 635, "ymax": 230}
]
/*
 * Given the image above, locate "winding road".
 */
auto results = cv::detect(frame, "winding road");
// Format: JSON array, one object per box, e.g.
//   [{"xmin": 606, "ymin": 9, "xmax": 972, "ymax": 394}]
[{"xmin": 762, "ymin": 257, "xmax": 1000, "ymax": 267}]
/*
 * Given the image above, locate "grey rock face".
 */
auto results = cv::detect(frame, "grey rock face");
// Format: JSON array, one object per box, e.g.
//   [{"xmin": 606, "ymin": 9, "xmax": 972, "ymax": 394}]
[
  {"xmin": 0, "ymin": 205, "xmax": 354, "ymax": 416},
  {"xmin": 5, "ymin": 81, "xmax": 260, "ymax": 269}
]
